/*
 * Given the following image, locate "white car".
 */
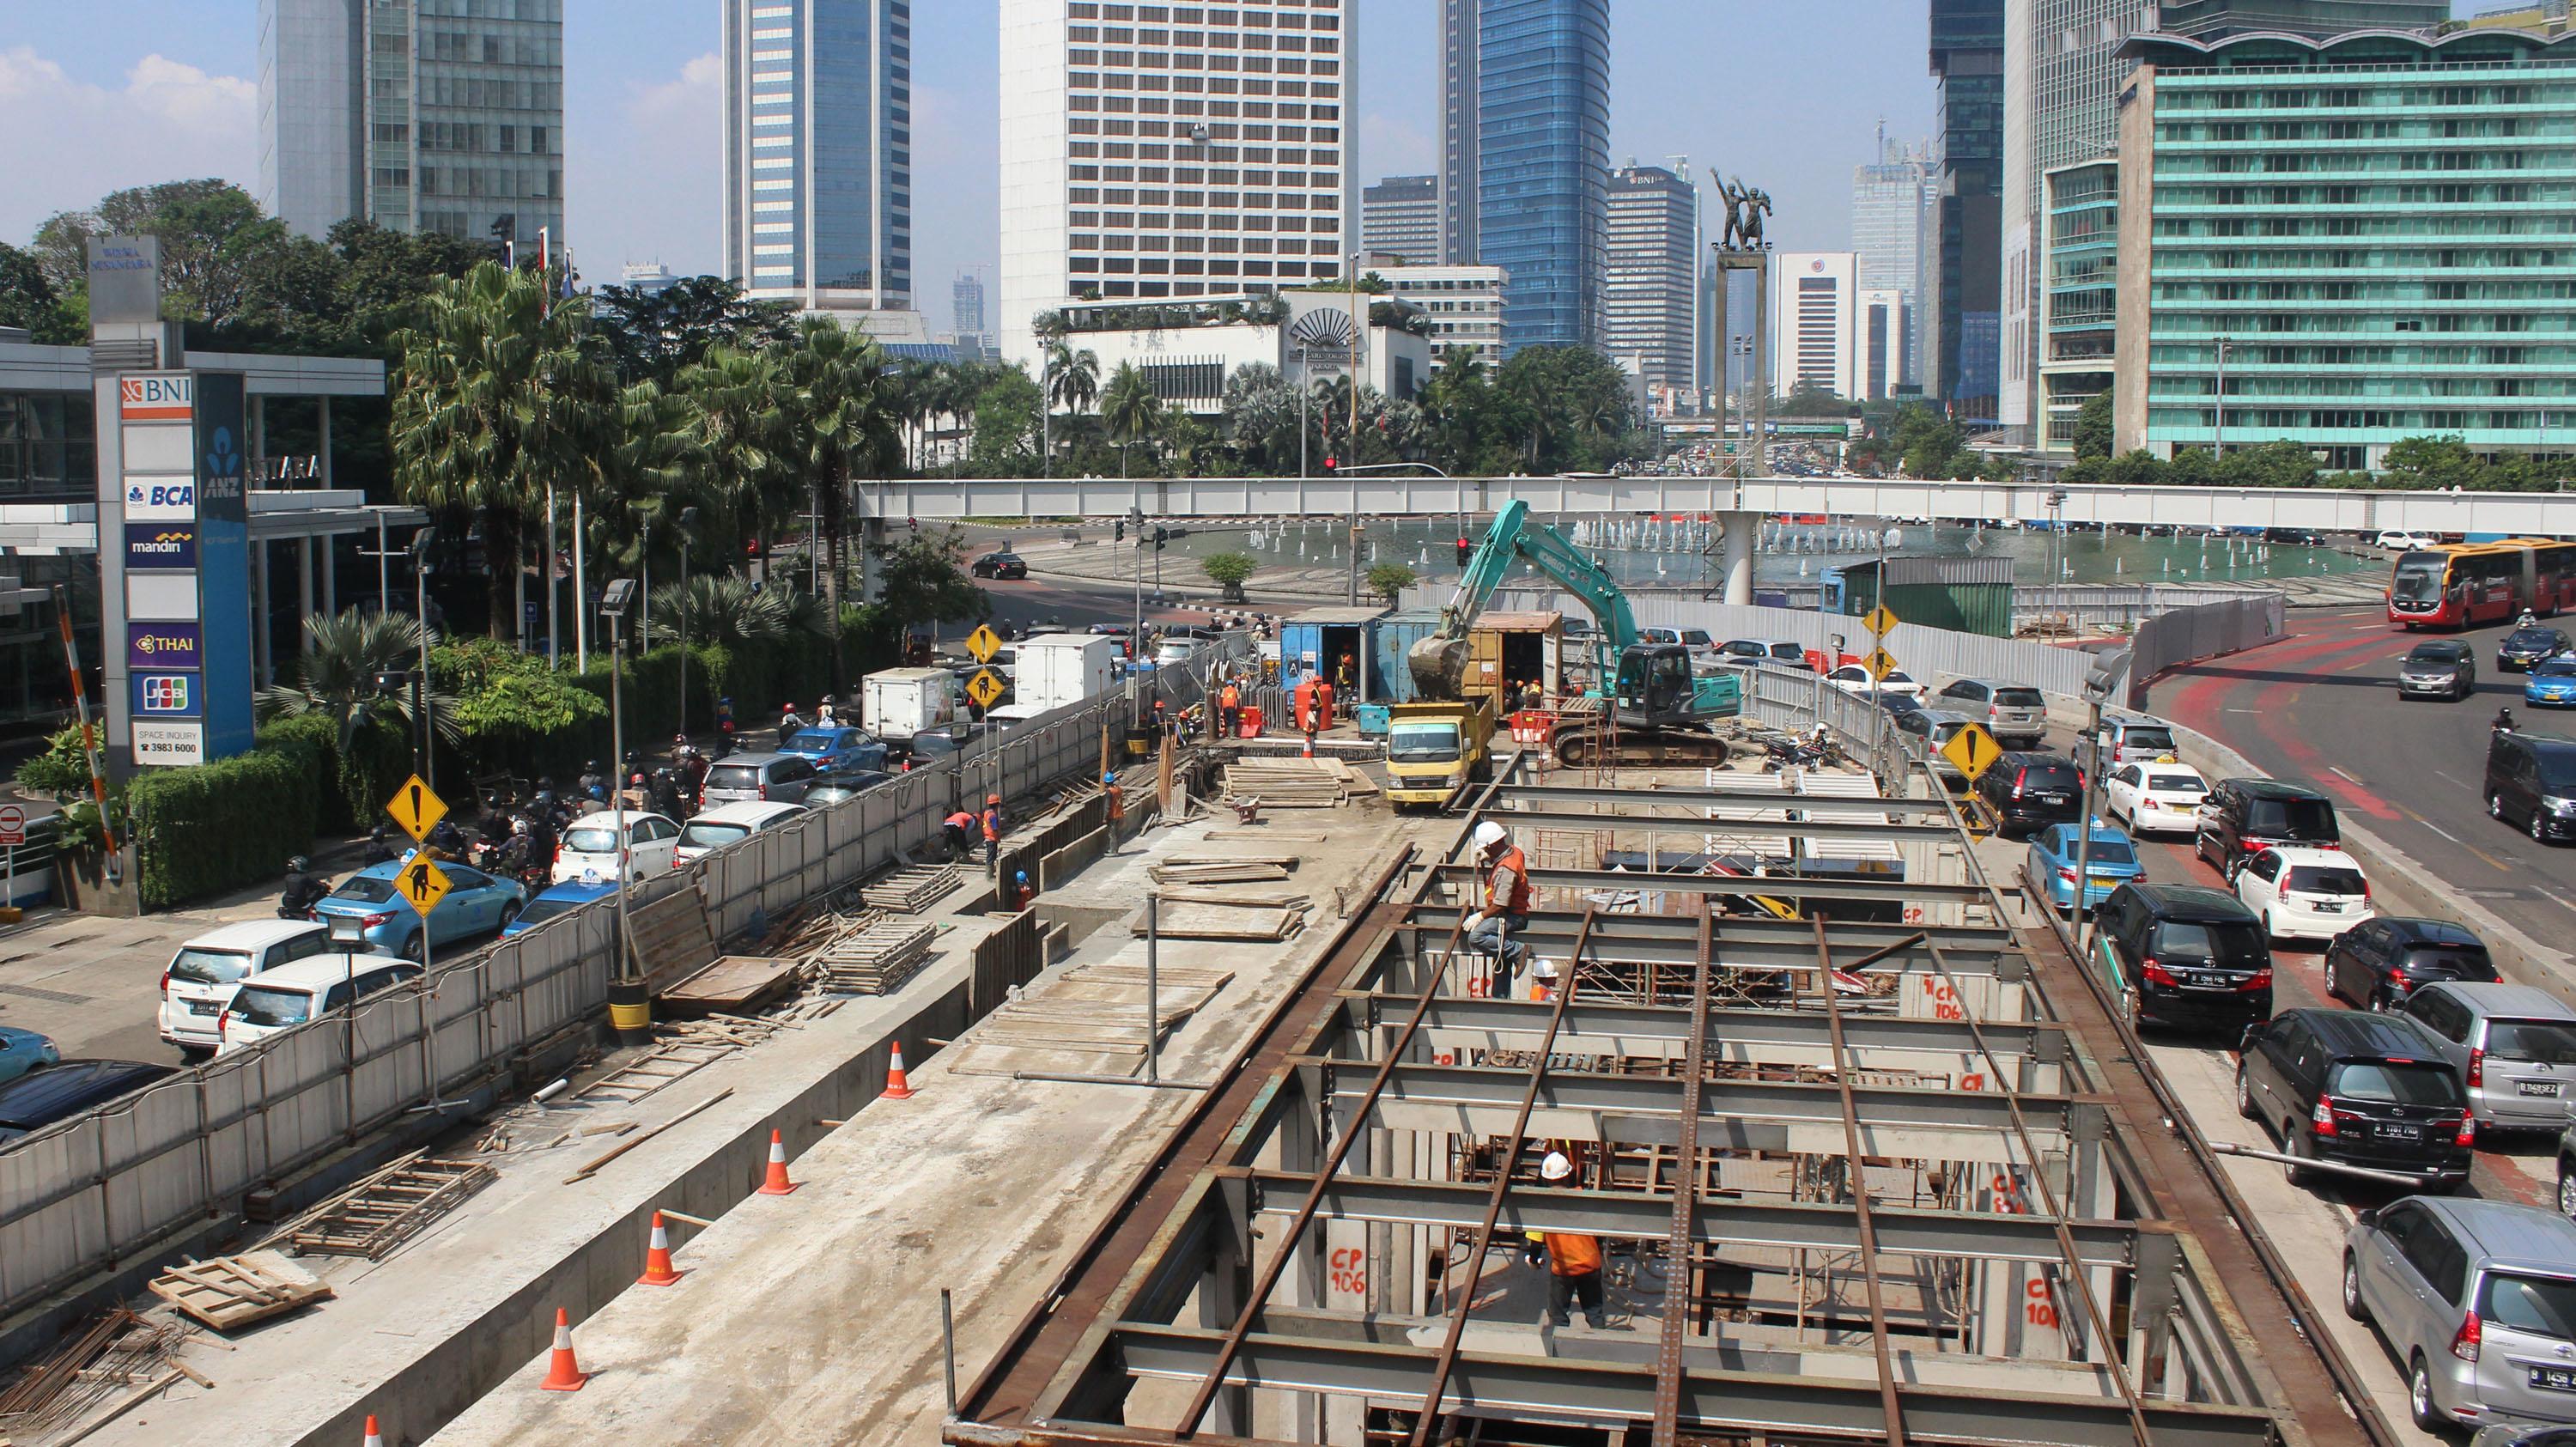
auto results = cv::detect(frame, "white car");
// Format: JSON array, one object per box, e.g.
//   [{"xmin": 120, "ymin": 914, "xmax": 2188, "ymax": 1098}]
[
  {"xmin": 2102, "ymin": 761, "xmax": 2209, "ymax": 835},
  {"xmin": 2233, "ymin": 844, "xmax": 2374, "ymax": 944},
  {"xmin": 216, "ymin": 952, "xmax": 420, "ymax": 1055},
  {"xmin": 552, "ymin": 811, "xmax": 683, "ymax": 884},
  {"xmin": 1824, "ymin": 664, "xmax": 1923, "ymax": 700},
  {"xmin": 2376, "ymin": 529, "xmax": 2439, "ymax": 550},
  {"xmin": 671, "ymin": 800, "xmax": 810, "ymax": 866},
  {"xmin": 158, "ymin": 920, "xmax": 334, "ymax": 1055}
]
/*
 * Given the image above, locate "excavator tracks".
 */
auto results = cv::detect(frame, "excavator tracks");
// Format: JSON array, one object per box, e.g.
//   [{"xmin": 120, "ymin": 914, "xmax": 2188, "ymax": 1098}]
[{"xmin": 1551, "ymin": 722, "xmax": 1732, "ymax": 768}]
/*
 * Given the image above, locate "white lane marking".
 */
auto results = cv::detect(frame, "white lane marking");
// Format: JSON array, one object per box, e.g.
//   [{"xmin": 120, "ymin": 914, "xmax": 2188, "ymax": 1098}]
[
  {"xmin": 2435, "ymin": 770, "xmax": 2464, "ymax": 787},
  {"xmin": 2225, "ymin": 708, "xmax": 2257, "ymax": 714},
  {"xmin": 2421, "ymin": 822, "xmax": 2464, "ymax": 844},
  {"xmin": 2540, "ymin": 889, "xmax": 2576, "ymax": 917},
  {"xmin": 2330, "ymin": 766, "xmax": 2363, "ymax": 784}
]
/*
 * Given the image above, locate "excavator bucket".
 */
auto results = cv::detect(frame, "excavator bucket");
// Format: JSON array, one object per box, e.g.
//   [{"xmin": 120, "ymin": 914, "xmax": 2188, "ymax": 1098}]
[{"xmin": 1407, "ymin": 634, "xmax": 1472, "ymax": 701}]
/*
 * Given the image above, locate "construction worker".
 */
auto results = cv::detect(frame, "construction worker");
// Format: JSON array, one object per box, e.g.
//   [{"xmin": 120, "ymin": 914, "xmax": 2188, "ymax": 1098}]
[
  {"xmin": 1530, "ymin": 957, "xmax": 1559, "ymax": 1002},
  {"xmin": 1103, "ymin": 771, "xmax": 1125, "ymax": 826},
  {"xmin": 1335, "ymin": 651, "xmax": 1357, "ymax": 694},
  {"xmin": 1218, "ymin": 677, "xmax": 1242, "ymax": 738},
  {"xmin": 943, "ymin": 807, "xmax": 977, "ymax": 861},
  {"xmin": 981, "ymin": 793, "xmax": 1005, "ymax": 866},
  {"xmin": 1528, "ymin": 1152, "xmax": 1607, "ymax": 1328},
  {"xmin": 1013, "ymin": 870, "xmax": 1038, "ymax": 909},
  {"xmin": 1463, "ymin": 818, "xmax": 1534, "ymax": 994}
]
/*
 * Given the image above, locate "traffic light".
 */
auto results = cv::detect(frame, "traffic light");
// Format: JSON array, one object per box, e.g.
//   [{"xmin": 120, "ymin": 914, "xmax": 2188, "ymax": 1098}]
[
  {"xmin": 1455, "ymin": 537, "xmax": 1473, "ymax": 567},
  {"xmin": 1115, "ymin": 519, "xmax": 1125, "ymax": 543},
  {"xmin": 1153, "ymin": 526, "xmax": 1169, "ymax": 552},
  {"xmin": 1322, "ymin": 456, "xmax": 1337, "ymax": 475}
]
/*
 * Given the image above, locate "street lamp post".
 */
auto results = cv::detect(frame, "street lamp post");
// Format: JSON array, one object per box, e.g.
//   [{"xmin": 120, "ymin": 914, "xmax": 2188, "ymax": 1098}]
[
  {"xmin": 599, "ymin": 578, "xmax": 647, "ymax": 1046},
  {"xmin": 675, "ymin": 505, "xmax": 699, "ymax": 739},
  {"xmin": 410, "ymin": 527, "xmax": 434, "ymax": 787}
]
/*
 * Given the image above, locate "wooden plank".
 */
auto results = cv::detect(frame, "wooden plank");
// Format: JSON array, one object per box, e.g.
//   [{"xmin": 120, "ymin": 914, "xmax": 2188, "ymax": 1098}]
[
  {"xmin": 629, "ymin": 885, "xmax": 720, "ymax": 997},
  {"xmin": 1136, "ymin": 903, "xmax": 1298, "ymax": 940},
  {"xmin": 147, "ymin": 1252, "xmax": 330, "ymax": 1332},
  {"xmin": 660, "ymin": 955, "xmax": 802, "ymax": 1016}
]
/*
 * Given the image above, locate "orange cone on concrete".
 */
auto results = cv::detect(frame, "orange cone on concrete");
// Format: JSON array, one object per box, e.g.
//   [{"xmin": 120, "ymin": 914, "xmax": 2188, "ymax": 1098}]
[
  {"xmin": 756, "ymin": 1128, "xmax": 799, "ymax": 1195},
  {"xmin": 363, "ymin": 1415, "xmax": 386, "ymax": 1447},
  {"xmin": 637, "ymin": 1211, "xmax": 683, "ymax": 1286},
  {"xmin": 538, "ymin": 1307, "xmax": 589, "ymax": 1392},
  {"xmin": 879, "ymin": 1042, "xmax": 917, "ymax": 1101}
]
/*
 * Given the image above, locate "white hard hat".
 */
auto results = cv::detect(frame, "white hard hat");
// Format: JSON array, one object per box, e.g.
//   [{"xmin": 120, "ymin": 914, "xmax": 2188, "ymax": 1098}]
[
  {"xmin": 1533, "ymin": 958, "xmax": 1558, "ymax": 980},
  {"xmin": 1472, "ymin": 820, "xmax": 1508, "ymax": 851},
  {"xmin": 1540, "ymin": 1152, "xmax": 1574, "ymax": 1182}
]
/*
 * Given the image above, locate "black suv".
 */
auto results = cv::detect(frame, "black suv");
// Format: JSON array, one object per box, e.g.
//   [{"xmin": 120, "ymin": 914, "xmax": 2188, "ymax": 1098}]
[
  {"xmin": 1971, "ymin": 751, "xmax": 2086, "ymax": 838},
  {"xmin": 2322, "ymin": 916, "xmax": 2500, "ymax": 1012},
  {"xmin": 2195, "ymin": 777, "xmax": 2341, "ymax": 879},
  {"xmin": 2485, "ymin": 729, "xmax": 2576, "ymax": 844},
  {"xmin": 2094, "ymin": 882, "xmax": 2274, "ymax": 1033},
  {"xmin": 2236, "ymin": 1009, "xmax": 2473, "ymax": 1191}
]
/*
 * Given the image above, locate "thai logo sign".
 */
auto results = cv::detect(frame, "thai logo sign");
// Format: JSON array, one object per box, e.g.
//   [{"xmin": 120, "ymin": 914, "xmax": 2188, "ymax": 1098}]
[{"xmin": 126, "ymin": 623, "xmax": 201, "ymax": 670}]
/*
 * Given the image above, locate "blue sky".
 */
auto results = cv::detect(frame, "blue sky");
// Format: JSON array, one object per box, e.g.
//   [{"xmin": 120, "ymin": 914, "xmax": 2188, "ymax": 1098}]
[{"xmin": 3, "ymin": 2, "xmax": 1943, "ymax": 329}]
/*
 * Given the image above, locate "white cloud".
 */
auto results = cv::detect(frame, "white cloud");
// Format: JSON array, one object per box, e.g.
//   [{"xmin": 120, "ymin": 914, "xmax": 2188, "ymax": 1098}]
[
  {"xmin": 0, "ymin": 46, "xmax": 256, "ymax": 244},
  {"xmin": 567, "ymin": 51, "xmax": 721, "ymax": 277}
]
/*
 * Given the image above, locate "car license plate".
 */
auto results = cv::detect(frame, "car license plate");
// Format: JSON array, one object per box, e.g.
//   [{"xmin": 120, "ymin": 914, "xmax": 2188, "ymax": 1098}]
[
  {"xmin": 2036, "ymin": 793, "xmax": 2067, "ymax": 804},
  {"xmin": 2533, "ymin": 1366, "xmax": 2576, "ymax": 1392},
  {"xmin": 2523, "ymin": 1080, "xmax": 2563, "ymax": 1097},
  {"xmin": 188, "ymin": 1000, "xmax": 219, "ymax": 1016},
  {"xmin": 2088, "ymin": 875, "xmax": 2120, "ymax": 889},
  {"xmin": 2316, "ymin": 902, "xmax": 2344, "ymax": 913},
  {"xmin": 2379, "ymin": 1122, "xmax": 2421, "ymax": 1141},
  {"xmin": 2191, "ymin": 972, "xmax": 2231, "ymax": 988}
]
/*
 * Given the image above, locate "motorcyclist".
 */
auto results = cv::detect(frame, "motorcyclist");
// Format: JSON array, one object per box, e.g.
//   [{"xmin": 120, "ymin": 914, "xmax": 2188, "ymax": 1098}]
[
  {"xmin": 648, "ymin": 768, "xmax": 684, "ymax": 819},
  {"xmin": 2495, "ymin": 706, "xmax": 2518, "ymax": 737},
  {"xmin": 779, "ymin": 702, "xmax": 806, "ymax": 748},
  {"xmin": 494, "ymin": 818, "xmax": 536, "ymax": 878},
  {"xmin": 423, "ymin": 819, "xmax": 465, "ymax": 861},
  {"xmin": 577, "ymin": 758, "xmax": 608, "ymax": 800},
  {"xmin": 678, "ymin": 743, "xmax": 709, "ymax": 810},
  {"xmin": 2520, "ymin": 608, "xmax": 2540, "ymax": 632},
  {"xmin": 278, "ymin": 856, "xmax": 331, "ymax": 918},
  {"xmin": 358, "ymin": 824, "xmax": 398, "ymax": 866}
]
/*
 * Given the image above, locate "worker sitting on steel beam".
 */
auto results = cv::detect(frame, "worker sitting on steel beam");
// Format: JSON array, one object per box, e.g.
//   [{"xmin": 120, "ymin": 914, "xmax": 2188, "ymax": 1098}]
[{"xmin": 1463, "ymin": 819, "xmax": 1535, "ymax": 994}]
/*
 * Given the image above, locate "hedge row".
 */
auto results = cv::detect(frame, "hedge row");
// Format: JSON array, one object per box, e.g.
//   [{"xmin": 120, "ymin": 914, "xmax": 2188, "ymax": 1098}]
[{"xmin": 128, "ymin": 737, "xmax": 324, "ymax": 910}]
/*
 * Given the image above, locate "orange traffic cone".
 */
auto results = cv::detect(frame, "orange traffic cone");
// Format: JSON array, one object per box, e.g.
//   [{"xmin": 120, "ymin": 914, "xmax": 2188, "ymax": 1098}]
[
  {"xmin": 637, "ymin": 1211, "xmax": 683, "ymax": 1286},
  {"xmin": 538, "ymin": 1307, "xmax": 589, "ymax": 1392},
  {"xmin": 363, "ymin": 1415, "xmax": 386, "ymax": 1447},
  {"xmin": 756, "ymin": 1128, "xmax": 799, "ymax": 1195},
  {"xmin": 879, "ymin": 1042, "xmax": 917, "ymax": 1101}
]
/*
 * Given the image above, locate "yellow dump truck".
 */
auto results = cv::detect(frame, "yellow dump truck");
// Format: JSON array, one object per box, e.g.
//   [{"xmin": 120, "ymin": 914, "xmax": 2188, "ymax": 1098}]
[{"xmin": 1384, "ymin": 698, "xmax": 1498, "ymax": 808}]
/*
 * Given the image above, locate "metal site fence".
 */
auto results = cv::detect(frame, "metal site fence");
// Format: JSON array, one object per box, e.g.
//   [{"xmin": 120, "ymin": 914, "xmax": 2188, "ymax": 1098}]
[
  {"xmin": 0, "ymin": 656, "xmax": 1219, "ymax": 1323},
  {"xmin": 2124, "ymin": 595, "xmax": 2287, "ymax": 711}
]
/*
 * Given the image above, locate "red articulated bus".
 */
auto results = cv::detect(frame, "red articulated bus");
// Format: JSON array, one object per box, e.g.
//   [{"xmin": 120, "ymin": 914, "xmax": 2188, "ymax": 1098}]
[{"xmin": 2388, "ymin": 538, "xmax": 2576, "ymax": 629}]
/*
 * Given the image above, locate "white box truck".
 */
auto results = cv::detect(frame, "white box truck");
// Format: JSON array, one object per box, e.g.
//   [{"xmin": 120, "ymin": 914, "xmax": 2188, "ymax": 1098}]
[
  {"xmin": 1010, "ymin": 634, "xmax": 1121, "ymax": 715},
  {"xmin": 861, "ymin": 666, "xmax": 959, "ymax": 741}
]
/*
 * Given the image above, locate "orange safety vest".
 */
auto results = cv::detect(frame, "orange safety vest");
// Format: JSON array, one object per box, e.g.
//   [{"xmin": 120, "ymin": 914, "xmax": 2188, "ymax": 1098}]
[
  {"xmin": 981, "ymin": 806, "xmax": 1001, "ymax": 842},
  {"xmin": 1544, "ymin": 1231, "xmax": 1603, "ymax": 1277},
  {"xmin": 1220, "ymin": 684, "xmax": 1241, "ymax": 709},
  {"xmin": 1486, "ymin": 845, "xmax": 1533, "ymax": 915},
  {"xmin": 1105, "ymin": 782, "xmax": 1125, "ymax": 821},
  {"xmin": 945, "ymin": 811, "xmax": 975, "ymax": 831}
]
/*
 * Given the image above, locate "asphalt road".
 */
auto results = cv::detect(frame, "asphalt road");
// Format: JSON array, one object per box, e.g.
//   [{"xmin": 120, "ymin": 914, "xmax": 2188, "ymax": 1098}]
[{"xmin": 2155, "ymin": 605, "xmax": 2576, "ymax": 952}]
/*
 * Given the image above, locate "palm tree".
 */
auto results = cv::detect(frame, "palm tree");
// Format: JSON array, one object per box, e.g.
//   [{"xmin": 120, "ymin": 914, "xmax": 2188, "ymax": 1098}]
[
  {"xmin": 390, "ymin": 260, "xmax": 617, "ymax": 637},
  {"xmin": 1099, "ymin": 362, "xmax": 1162, "ymax": 477},
  {"xmin": 255, "ymin": 608, "xmax": 461, "ymax": 746},
  {"xmin": 646, "ymin": 573, "xmax": 791, "ymax": 648},
  {"xmin": 1053, "ymin": 345, "xmax": 1102, "ymax": 417},
  {"xmin": 775, "ymin": 314, "xmax": 902, "ymax": 690},
  {"xmin": 674, "ymin": 344, "xmax": 789, "ymax": 557}
]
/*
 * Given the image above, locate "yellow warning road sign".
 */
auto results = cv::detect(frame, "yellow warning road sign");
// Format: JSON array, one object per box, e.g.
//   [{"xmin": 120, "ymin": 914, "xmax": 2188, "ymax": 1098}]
[
  {"xmin": 966, "ymin": 625, "xmax": 1002, "ymax": 664},
  {"xmin": 395, "ymin": 850, "xmax": 453, "ymax": 917},
  {"xmin": 1862, "ymin": 605, "xmax": 1902, "ymax": 638},
  {"xmin": 967, "ymin": 668, "xmax": 1007, "ymax": 708},
  {"xmin": 1941, "ymin": 723, "xmax": 2005, "ymax": 783},
  {"xmin": 1863, "ymin": 648, "xmax": 1902, "ymax": 681},
  {"xmin": 386, "ymin": 775, "xmax": 448, "ymax": 842}
]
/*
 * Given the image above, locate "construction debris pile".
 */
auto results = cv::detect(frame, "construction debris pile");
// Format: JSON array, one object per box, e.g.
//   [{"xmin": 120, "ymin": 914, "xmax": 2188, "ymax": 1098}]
[
  {"xmin": 1148, "ymin": 853, "xmax": 1299, "ymax": 886},
  {"xmin": 964, "ymin": 960, "xmax": 1236, "ymax": 1064},
  {"xmin": 148, "ymin": 1251, "xmax": 332, "ymax": 1333},
  {"xmin": 0, "ymin": 1308, "xmax": 197, "ymax": 1444},
  {"xmin": 282, "ymin": 1151, "xmax": 498, "ymax": 1261},
  {"xmin": 860, "ymin": 863, "xmax": 961, "ymax": 913},
  {"xmin": 807, "ymin": 917, "xmax": 939, "ymax": 995},
  {"xmin": 1219, "ymin": 757, "xmax": 1376, "ymax": 808}
]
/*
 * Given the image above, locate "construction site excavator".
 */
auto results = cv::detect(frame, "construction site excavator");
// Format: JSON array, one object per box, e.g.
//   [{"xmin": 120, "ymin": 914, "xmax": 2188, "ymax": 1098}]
[{"xmin": 1407, "ymin": 501, "xmax": 1742, "ymax": 765}]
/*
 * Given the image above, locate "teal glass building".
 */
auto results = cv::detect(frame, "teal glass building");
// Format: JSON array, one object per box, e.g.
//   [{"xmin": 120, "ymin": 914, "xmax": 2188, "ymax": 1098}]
[{"xmin": 2116, "ymin": 28, "xmax": 2576, "ymax": 470}]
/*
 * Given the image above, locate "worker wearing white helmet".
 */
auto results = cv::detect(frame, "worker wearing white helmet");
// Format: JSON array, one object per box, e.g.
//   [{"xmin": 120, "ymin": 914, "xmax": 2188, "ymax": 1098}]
[
  {"xmin": 1462, "ymin": 818, "xmax": 1535, "ymax": 993},
  {"xmin": 1525, "ymin": 1151, "xmax": 1607, "ymax": 1328},
  {"xmin": 1530, "ymin": 956, "xmax": 1559, "ymax": 1002}
]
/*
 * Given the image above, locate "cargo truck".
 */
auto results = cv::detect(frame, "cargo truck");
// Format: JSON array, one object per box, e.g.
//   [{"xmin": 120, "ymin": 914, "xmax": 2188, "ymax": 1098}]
[
  {"xmin": 1010, "ymin": 633, "xmax": 1122, "ymax": 713},
  {"xmin": 861, "ymin": 666, "xmax": 960, "ymax": 741},
  {"xmin": 1382, "ymin": 698, "xmax": 1498, "ymax": 808}
]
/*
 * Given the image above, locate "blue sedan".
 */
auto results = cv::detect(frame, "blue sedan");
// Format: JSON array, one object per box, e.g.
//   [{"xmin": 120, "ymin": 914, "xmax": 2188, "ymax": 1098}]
[
  {"xmin": 2025, "ymin": 821, "xmax": 2145, "ymax": 913},
  {"xmin": 778, "ymin": 727, "xmax": 888, "ymax": 773},
  {"xmin": 312, "ymin": 858, "xmax": 528, "ymax": 959},
  {"xmin": 2527, "ymin": 658, "xmax": 2576, "ymax": 708},
  {"xmin": 502, "ymin": 879, "xmax": 618, "ymax": 938},
  {"xmin": 0, "ymin": 1026, "xmax": 59, "ymax": 1085}
]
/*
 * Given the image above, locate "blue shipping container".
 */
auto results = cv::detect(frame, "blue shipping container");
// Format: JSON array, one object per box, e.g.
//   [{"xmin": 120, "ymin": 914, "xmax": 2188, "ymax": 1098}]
[{"xmin": 1371, "ymin": 607, "xmax": 1446, "ymax": 705}]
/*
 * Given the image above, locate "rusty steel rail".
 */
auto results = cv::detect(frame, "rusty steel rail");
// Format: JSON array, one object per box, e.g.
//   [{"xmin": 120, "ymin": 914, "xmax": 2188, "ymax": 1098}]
[
  {"xmin": 1814, "ymin": 915, "xmax": 1907, "ymax": 1447},
  {"xmin": 1647, "ymin": 909, "xmax": 1715, "ymax": 1447},
  {"xmin": 1404, "ymin": 905, "xmax": 1604, "ymax": 1446}
]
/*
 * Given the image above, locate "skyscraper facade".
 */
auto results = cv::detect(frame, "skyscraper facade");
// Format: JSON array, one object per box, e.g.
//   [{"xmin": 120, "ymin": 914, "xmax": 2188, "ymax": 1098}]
[
  {"xmin": 1773, "ymin": 252, "xmax": 1864, "ymax": 403},
  {"xmin": 1996, "ymin": 0, "xmax": 2445, "ymax": 434},
  {"xmin": 1850, "ymin": 129, "xmax": 1936, "ymax": 386},
  {"xmin": 1604, "ymin": 163, "xmax": 1699, "ymax": 394},
  {"xmin": 721, "ymin": 0, "xmax": 912, "ymax": 314},
  {"xmin": 1361, "ymin": 175, "xmax": 1441, "ymax": 264},
  {"xmin": 996, "ymin": 0, "xmax": 1358, "ymax": 370},
  {"xmin": 1929, "ymin": 0, "xmax": 2004, "ymax": 419},
  {"xmin": 1445, "ymin": 0, "xmax": 1612, "ymax": 352},
  {"xmin": 258, "ymin": 0, "xmax": 565, "ymax": 246},
  {"xmin": 1440, "ymin": 0, "xmax": 1481, "ymax": 265},
  {"xmin": 953, "ymin": 272, "xmax": 987, "ymax": 335}
]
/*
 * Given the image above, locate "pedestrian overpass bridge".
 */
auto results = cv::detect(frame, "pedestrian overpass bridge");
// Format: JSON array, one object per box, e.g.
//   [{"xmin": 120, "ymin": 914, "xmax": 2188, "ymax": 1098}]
[{"xmin": 858, "ymin": 473, "xmax": 2574, "ymax": 603}]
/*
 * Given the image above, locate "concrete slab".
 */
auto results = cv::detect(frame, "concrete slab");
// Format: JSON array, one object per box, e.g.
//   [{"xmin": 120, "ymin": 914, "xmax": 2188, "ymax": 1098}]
[{"xmin": 422, "ymin": 812, "xmax": 1423, "ymax": 1447}]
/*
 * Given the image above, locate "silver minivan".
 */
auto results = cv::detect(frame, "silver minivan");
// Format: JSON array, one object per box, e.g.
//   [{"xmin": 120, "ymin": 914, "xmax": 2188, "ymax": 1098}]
[
  {"xmin": 2344, "ymin": 1195, "xmax": 2576, "ymax": 1432},
  {"xmin": 2404, "ymin": 982, "xmax": 2576, "ymax": 1130},
  {"xmin": 1933, "ymin": 677, "xmax": 2050, "ymax": 749},
  {"xmin": 698, "ymin": 751, "xmax": 821, "ymax": 806},
  {"xmin": 2095, "ymin": 712, "xmax": 2182, "ymax": 768}
]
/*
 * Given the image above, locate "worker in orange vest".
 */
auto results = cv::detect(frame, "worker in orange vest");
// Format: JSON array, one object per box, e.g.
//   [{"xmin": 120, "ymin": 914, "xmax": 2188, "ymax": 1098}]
[
  {"xmin": 942, "ymin": 808, "xmax": 976, "ymax": 861},
  {"xmin": 1463, "ymin": 818, "xmax": 1534, "ymax": 993},
  {"xmin": 1103, "ymin": 770, "xmax": 1125, "ymax": 824},
  {"xmin": 1218, "ymin": 678, "xmax": 1242, "ymax": 738},
  {"xmin": 1013, "ymin": 870, "xmax": 1037, "ymax": 909},
  {"xmin": 981, "ymin": 793, "xmax": 1004, "ymax": 866},
  {"xmin": 1528, "ymin": 1152, "xmax": 1607, "ymax": 1328}
]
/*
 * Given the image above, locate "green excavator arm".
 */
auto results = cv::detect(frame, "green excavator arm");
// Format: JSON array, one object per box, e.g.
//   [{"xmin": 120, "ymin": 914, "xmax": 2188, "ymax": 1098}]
[{"xmin": 1407, "ymin": 501, "xmax": 1643, "ymax": 697}]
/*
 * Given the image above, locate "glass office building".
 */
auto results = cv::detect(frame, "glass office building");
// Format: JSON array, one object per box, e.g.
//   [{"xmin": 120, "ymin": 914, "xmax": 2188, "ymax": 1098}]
[
  {"xmin": 723, "ymin": 0, "xmax": 913, "ymax": 313},
  {"xmin": 1454, "ymin": 0, "xmax": 1610, "ymax": 352},
  {"xmin": 2117, "ymin": 28, "xmax": 2576, "ymax": 469},
  {"xmin": 258, "ymin": 0, "xmax": 564, "ymax": 247},
  {"xmin": 1930, "ymin": 0, "xmax": 2005, "ymax": 418},
  {"xmin": 2038, "ymin": 157, "xmax": 2117, "ymax": 457}
]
